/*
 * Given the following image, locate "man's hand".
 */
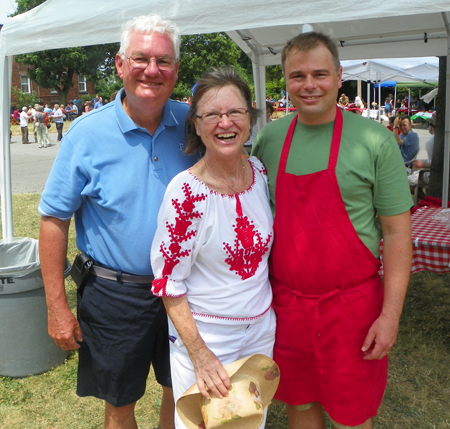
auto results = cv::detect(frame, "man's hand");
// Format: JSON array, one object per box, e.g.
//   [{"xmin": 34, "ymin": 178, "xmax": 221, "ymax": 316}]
[
  {"xmin": 190, "ymin": 345, "xmax": 231, "ymax": 399},
  {"xmin": 361, "ymin": 313, "xmax": 399, "ymax": 360},
  {"xmin": 47, "ymin": 305, "xmax": 83, "ymax": 350}
]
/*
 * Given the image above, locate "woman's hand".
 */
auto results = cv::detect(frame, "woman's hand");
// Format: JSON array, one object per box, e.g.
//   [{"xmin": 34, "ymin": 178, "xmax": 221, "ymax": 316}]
[
  {"xmin": 190, "ymin": 345, "xmax": 231, "ymax": 399},
  {"xmin": 162, "ymin": 295, "xmax": 232, "ymax": 399}
]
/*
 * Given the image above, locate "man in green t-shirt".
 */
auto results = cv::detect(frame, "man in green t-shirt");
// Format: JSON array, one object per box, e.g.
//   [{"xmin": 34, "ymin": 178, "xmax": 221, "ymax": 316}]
[{"xmin": 252, "ymin": 32, "xmax": 412, "ymax": 429}]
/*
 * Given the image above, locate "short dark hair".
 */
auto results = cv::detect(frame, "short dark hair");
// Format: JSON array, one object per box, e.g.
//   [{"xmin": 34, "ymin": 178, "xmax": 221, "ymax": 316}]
[
  {"xmin": 401, "ymin": 116, "xmax": 412, "ymax": 125},
  {"xmin": 281, "ymin": 31, "xmax": 340, "ymax": 73},
  {"xmin": 266, "ymin": 101, "xmax": 274, "ymax": 115},
  {"xmin": 184, "ymin": 66, "xmax": 259, "ymax": 155}
]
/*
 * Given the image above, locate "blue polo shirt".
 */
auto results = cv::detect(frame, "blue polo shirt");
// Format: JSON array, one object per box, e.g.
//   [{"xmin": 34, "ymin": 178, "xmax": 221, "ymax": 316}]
[
  {"xmin": 399, "ymin": 130, "xmax": 419, "ymax": 162},
  {"xmin": 39, "ymin": 88, "xmax": 196, "ymax": 275}
]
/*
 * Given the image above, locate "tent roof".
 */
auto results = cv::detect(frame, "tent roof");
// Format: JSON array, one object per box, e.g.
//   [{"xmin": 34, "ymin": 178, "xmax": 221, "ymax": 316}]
[
  {"xmin": 341, "ymin": 57, "xmax": 439, "ymax": 84},
  {"xmin": 1, "ymin": 0, "xmax": 449, "ymax": 60}
]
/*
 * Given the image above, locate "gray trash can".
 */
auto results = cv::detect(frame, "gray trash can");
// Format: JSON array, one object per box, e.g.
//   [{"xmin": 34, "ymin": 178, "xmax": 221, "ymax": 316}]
[{"xmin": 0, "ymin": 237, "xmax": 70, "ymax": 377}]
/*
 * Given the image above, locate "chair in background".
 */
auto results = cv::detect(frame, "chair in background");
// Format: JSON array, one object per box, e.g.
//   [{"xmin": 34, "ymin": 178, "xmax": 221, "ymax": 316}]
[{"xmin": 413, "ymin": 168, "xmax": 431, "ymax": 205}]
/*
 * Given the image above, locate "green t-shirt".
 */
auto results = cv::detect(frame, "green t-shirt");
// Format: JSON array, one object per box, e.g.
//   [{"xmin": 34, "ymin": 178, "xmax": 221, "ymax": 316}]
[{"xmin": 252, "ymin": 109, "xmax": 413, "ymax": 256}]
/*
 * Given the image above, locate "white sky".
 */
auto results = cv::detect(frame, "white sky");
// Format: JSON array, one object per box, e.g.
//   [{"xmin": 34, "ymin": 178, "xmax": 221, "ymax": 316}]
[{"xmin": 0, "ymin": 0, "xmax": 17, "ymax": 24}]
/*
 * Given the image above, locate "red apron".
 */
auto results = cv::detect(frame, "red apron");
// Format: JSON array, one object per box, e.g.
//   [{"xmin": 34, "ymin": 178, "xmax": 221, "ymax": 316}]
[{"xmin": 270, "ymin": 107, "xmax": 387, "ymax": 426}]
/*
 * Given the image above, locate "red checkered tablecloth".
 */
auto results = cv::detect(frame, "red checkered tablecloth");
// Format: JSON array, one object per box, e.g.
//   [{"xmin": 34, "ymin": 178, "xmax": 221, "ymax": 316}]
[{"xmin": 380, "ymin": 206, "xmax": 450, "ymax": 275}]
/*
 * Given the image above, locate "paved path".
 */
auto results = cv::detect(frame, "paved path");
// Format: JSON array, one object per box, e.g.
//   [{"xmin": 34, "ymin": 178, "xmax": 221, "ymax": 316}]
[
  {"xmin": 9, "ymin": 132, "xmax": 61, "ymax": 194},
  {"xmin": 7, "ymin": 122, "xmax": 431, "ymax": 194}
]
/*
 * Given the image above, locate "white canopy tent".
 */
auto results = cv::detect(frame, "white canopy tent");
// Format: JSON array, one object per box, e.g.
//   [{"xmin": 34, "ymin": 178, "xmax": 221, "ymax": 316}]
[
  {"xmin": 1, "ymin": 0, "xmax": 450, "ymax": 239},
  {"xmin": 340, "ymin": 57, "xmax": 440, "ymax": 119}
]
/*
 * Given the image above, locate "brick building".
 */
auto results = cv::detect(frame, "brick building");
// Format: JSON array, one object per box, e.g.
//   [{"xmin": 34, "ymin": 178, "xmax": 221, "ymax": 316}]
[{"xmin": 10, "ymin": 58, "xmax": 95, "ymax": 108}]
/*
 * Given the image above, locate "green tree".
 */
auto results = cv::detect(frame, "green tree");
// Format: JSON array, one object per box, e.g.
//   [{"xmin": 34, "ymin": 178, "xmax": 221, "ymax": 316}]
[
  {"xmin": 265, "ymin": 65, "xmax": 284, "ymax": 99},
  {"xmin": 12, "ymin": 0, "xmax": 119, "ymax": 104},
  {"xmin": 11, "ymin": 87, "xmax": 39, "ymax": 108},
  {"xmin": 177, "ymin": 33, "xmax": 242, "ymax": 90}
]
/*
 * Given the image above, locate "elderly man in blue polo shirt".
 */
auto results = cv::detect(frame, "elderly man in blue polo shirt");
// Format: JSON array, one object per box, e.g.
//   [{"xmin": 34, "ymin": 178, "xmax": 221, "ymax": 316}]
[
  {"xmin": 392, "ymin": 115, "xmax": 419, "ymax": 162},
  {"xmin": 38, "ymin": 14, "xmax": 196, "ymax": 429}
]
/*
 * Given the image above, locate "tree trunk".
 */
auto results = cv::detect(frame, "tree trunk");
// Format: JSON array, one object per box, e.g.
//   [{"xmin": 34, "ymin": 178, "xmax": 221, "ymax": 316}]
[{"xmin": 428, "ymin": 56, "xmax": 449, "ymax": 200}]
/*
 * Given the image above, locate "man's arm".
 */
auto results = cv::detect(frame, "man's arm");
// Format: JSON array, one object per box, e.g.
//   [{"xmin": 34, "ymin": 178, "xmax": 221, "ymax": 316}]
[
  {"xmin": 39, "ymin": 216, "xmax": 82, "ymax": 351},
  {"xmin": 412, "ymin": 160, "xmax": 431, "ymax": 169},
  {"xmin": 362, "ymin": 210, "xmax": 411, "ymax": 360},
  {"xmin": 392, "ymin": 117, "xmax": 404, "ymax": 145}
]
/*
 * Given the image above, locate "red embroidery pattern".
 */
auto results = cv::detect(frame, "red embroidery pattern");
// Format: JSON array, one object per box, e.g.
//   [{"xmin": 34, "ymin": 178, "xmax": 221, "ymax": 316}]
[
  {"xmin": 154, "ymin": 183, "xmax": 206, "ymax": 295},
  {"xmin": 223, "ymin": 195, "xmax": 271, "ymax": 280}
]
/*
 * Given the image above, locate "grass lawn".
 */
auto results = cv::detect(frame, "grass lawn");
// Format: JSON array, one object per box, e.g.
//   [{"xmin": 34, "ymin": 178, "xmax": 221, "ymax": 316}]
[
  {"xmin": 9, "ymin": 120, "xmax": 73, "ymax": 137},
  {"xmin": 1, "ymin": 194, "xmax": 450, "ymax": 428}
]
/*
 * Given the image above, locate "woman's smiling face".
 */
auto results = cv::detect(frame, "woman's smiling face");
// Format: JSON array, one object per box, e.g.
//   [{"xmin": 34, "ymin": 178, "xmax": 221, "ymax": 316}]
[{"xmin": 194, "ymin": 85, "xmax": 251, "ymax": 159}]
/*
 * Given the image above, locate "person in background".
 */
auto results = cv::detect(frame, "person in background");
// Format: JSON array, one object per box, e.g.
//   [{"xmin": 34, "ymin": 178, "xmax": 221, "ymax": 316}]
[
  {"xmin": 51, "ymin": 103, "xmax": 64, "ymax": 142},
  {"xmin": 71, "ymin": 101, "xmax": 79, "ymax": 118},
  {"xmin": 408, "ymin": 116, "xmax": 435, "ymax": 187},
  {"xmin": 38, "ymin": 14, "xmax": 195, "ymax": 429},
  {"xmin": 266, "ymin": 100, "xmax": 274, "ymax": 123},
  {"xmin": 20, "ymin": 106, "xmax": 30, "ymax": 144},
  {"xmin": 338, "ymin": 92, "xmax": 349, "ymax": 107},
  {"xmin": 12, "ymin": 107, "xmax": 20, "ymax": 121},
  {"xmin": 84, "ymin": 100, "xmax": 93, "ymax": 113},
  {"xmin": 94, "ymin": 97, "xmax": 104, "ymax": 109},
  {"xmin": 35, "ymin": 105, "xmax": 48, "ymax": 148},
  {"xmin": 252, "ymin": 31, "xmax": 412, "ymax": 429},
  {"xmin": 30, "ymin": 104, "xmax": 38, "ymax": 143},
  {"xmin": 392, "ymin": 115, "xmax": 419, "ymax": 163},
  {"xmin": 65, "ymin": 102, "xmax": 73, "ymax": 121},
  {"xmin": 384, "ymin": 97, "xmax": 392, "ymax": 117}
]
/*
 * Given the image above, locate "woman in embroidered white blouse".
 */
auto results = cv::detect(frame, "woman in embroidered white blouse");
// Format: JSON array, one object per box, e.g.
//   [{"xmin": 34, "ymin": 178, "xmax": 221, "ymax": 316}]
[{"xmin": 151, "ymin": 66, "xmax": 276, "ymax": 429}]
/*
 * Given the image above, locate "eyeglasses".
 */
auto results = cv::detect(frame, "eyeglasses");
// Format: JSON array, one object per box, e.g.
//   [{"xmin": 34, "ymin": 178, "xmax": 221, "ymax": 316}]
[
  {"xmin": 195, "ymin": 108, "xmax": 249, "ymax": 124},
  {"xmin": 124, "ymin": 55, "xmax": 177, "ymax": 71}
]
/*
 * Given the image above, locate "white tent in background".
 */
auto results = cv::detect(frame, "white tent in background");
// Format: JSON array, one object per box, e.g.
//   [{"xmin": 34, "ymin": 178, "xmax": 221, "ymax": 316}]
[
  {"xmin": 340, "ymin": 57, "xmax": 440, "ymax": 119},
  {"xmin": 405, "ymin": 63, "xmax": 439, "ymax": 83},
  {"xmin": 2, "ymin": 0, "xmax": 450, "ymax": 239},
  {"xmin": 422, "ymin": 88, "xmax": 439, "ymax": 103},
  {"xmin": 341, "ymin": 60, "xmax": 419, "ymax": 83}
]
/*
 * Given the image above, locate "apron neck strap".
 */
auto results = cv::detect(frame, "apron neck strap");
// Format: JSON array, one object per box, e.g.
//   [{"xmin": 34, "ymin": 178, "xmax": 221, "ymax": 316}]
[
  {"xmin": 328, "ymin": 106, "xmax": 343, "ymax": 170},
  {"xmin": 279, "ymin": 106, "xmax": 344, "ymax": 173}
]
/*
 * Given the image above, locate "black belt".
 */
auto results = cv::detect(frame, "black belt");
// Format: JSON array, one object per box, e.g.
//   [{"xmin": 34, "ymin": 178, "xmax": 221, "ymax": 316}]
[{"xmin": 90, "ymin": 264, "xmax": 154, "ymax": 284}]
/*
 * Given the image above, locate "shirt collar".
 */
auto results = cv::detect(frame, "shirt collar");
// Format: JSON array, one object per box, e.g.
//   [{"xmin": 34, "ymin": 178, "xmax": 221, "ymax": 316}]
[{"xmin": 115, "ymin": 88, "xmax": 179, "ymax": 135}]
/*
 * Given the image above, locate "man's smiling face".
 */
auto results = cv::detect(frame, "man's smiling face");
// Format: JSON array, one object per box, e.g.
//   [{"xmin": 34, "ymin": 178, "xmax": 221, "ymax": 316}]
[{"xmin": 284, "ymin": 43, "xmax": 342, "ymax": 125}]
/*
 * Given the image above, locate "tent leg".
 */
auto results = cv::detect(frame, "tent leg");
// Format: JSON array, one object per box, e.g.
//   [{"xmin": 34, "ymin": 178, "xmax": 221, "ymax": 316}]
[
  {"xmin": 443, "ymin": 54, "xmax": 450, "ymax": 207},
  {"xmin": 252, "ymin": 56, "xmax": 266, "ymax": 134},
  {"xmin": 0, "ymin": 54, "xmax": 14, "ymax": 241}
]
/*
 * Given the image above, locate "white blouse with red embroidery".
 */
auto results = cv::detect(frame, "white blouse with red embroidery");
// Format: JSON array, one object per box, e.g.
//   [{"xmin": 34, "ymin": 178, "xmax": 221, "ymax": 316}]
[{"xmin": 151, "ymin": 157, "xmax": 274, "ymax": 324}]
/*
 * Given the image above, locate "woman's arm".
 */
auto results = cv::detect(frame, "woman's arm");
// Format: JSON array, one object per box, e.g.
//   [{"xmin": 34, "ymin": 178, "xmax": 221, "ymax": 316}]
[{"xmin": 162, "ymin": 295, "xmax": 231, "ymax": 399}]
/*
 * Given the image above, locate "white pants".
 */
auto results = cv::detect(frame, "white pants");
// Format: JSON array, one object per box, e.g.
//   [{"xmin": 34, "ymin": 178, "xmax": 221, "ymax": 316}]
[{"xmin": 169, "ymin": 307, "xmax": 276, "ymax": 429}]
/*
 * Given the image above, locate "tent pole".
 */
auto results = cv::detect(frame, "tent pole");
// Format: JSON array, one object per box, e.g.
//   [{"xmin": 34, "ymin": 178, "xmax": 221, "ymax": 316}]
[
  {"xmin": 442, "ymin": 13, "xmax": 450, "ymax": 207},
  {"xmin": 251, "ymin": 54, "xmax": 266, "ymax": 134},
  {"xmin": 0, "ymin": 53, "xmax": 14, "ymax": 241},
  {"xmin": 394, "ymin": 86, "xmax": 397, "ymax": 116},
  {"xmin": 408, "ymin": 88, "xmax": 411, "ymax": 116},
  {"xmin": 377, "ymin": 73, "xmax": 381, "ymax": 123},
  {"xmin": 366, "ymin": 82, "xmax": 371, "ymax": 120}
]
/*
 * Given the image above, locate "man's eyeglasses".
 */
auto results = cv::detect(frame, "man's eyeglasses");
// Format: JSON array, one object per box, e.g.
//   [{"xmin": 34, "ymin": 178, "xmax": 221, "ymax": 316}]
[
  {"xmin": 195, "ymin": 108, "xmax": 249, "ymax": 124},
  {"xmin": 124, "ymin": 55, "xmax": 177, "ymax": 71}
]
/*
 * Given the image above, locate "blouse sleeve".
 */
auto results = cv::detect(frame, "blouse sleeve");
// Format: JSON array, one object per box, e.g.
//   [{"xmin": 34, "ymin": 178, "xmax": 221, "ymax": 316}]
[{"xmin": 151, "ymin": 173, "xmax": 208, "ymax": 297}]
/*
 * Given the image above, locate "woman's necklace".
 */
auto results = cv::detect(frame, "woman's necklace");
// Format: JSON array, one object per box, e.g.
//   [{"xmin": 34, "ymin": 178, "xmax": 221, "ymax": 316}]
[{"xmin": 203, "ymin": 158, "xmax": 250, "ymax": 195}]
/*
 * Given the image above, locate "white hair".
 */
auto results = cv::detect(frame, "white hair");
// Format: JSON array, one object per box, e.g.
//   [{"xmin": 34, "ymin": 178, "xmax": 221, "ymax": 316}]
[{"xmin": 119, "ymin": 14, "xmax": 180, "ymax": 60}]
